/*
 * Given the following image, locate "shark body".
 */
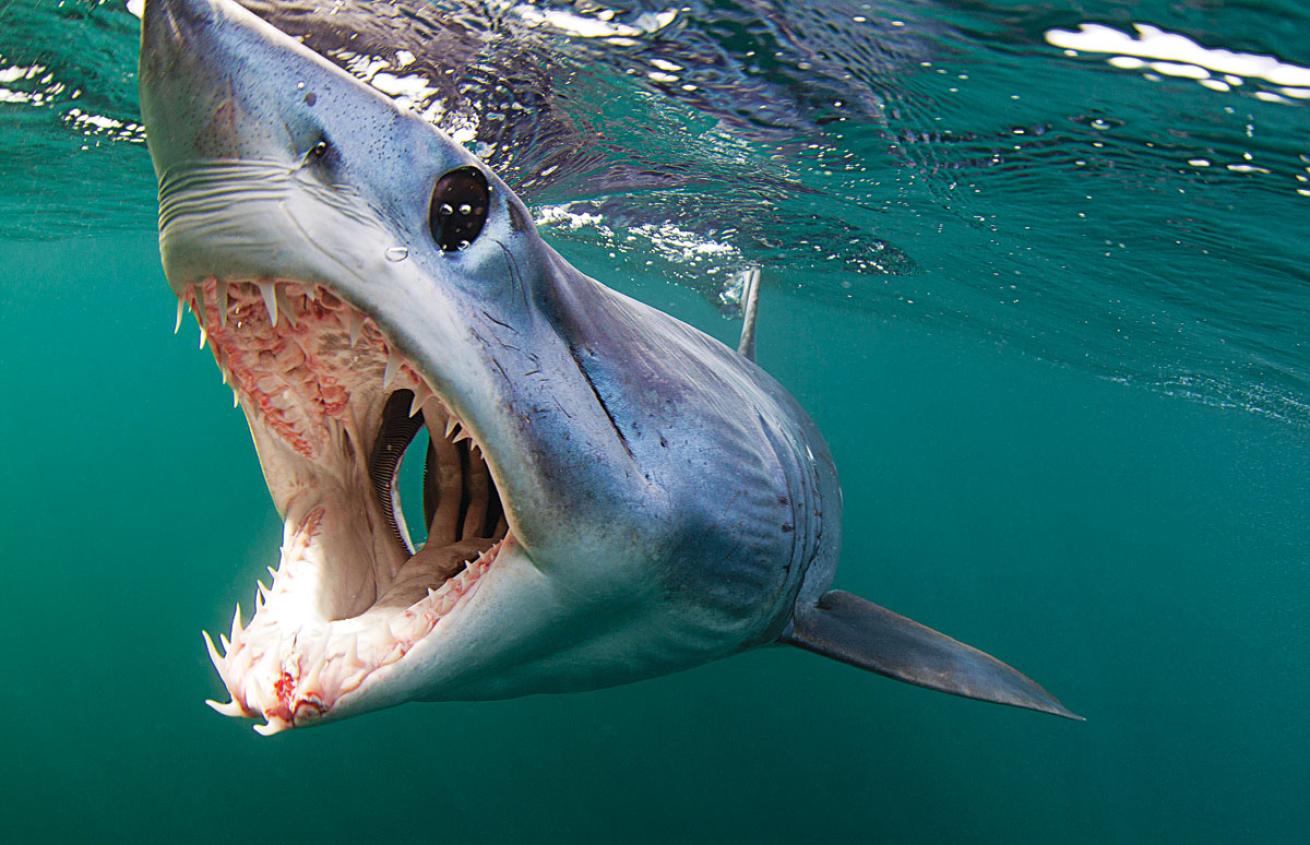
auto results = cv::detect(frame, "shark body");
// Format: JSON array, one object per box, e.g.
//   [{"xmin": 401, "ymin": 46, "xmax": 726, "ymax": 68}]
[{"xmin": 139, "ymin": 0, "xmax": 1077, "ymax": 733}]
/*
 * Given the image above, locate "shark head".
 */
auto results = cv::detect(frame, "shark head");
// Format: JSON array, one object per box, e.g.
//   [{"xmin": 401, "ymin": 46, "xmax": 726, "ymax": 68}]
[{"xmin": 140, "ymin": 0, "xmax": 826, "ymax": 733}]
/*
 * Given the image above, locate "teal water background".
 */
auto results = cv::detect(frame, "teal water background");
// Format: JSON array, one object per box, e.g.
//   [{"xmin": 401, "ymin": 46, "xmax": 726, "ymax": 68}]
[{"xmin": 3, "ymin": 1, "xmax": 1310, "ymax": 841}]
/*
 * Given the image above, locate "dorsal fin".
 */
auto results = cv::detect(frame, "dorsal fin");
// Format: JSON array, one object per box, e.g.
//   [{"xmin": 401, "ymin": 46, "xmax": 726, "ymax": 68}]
[
  {"xmin": 784, "ymin": 590, "xmax": 1083, "ymax": 720},
  {"xmin": 737, "ymin": 267, "xmax": 761, "ymax": 361}
]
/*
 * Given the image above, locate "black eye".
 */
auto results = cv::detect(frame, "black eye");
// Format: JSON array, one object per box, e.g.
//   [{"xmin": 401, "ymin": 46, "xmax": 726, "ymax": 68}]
[{"xmin": 429, "ymin": 166, "xmax": 490, "ymax": 252}]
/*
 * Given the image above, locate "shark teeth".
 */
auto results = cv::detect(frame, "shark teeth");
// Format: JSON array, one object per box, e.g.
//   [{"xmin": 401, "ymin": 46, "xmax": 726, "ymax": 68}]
[
  {"xmin": 258, "ymin": 281, "xmax": 278, "ymax": 326},
  {"xmin": 382, "ymin": 348, "xmax": 401, "ymax": 388},
  {"xmin": 409, "ymin": 384, "xmax": 429, "ymax": 417},
  {"xmin": 207, "ymin": 536, "xmax": 503, "ymax": 735},
  {"xmin": 346, "ymin": 310, "xmax": 363, "ymax": 346},
  {"xmin": 206, "ymin": 698, "xmax": 246, "ymax": 718},
  {"xmin": 276, "ymin": 285, "xmax": 298, "ymax": 327},
  {"xmin": 203, "ymin": 630, "xmax": 223, "ymax": 667}
]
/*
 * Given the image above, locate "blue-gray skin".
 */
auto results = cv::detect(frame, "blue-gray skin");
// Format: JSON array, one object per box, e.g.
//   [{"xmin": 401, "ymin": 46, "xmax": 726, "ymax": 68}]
[{"xmin": 141, "ymin": 0, "xmax": 1078, "ymax": 729}]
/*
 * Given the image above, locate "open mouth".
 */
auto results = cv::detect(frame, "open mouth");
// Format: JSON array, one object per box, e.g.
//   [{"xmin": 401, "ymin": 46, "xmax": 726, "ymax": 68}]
[{"xmin": 187, "ymin": 278, "xmax": 509, "ymax": 734}]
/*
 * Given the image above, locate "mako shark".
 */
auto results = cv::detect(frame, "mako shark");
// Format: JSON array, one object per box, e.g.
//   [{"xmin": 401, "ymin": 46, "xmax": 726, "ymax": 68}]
[{"xmin": 139, "ymin": 0, "xmax": 1079, "ymax": 734}]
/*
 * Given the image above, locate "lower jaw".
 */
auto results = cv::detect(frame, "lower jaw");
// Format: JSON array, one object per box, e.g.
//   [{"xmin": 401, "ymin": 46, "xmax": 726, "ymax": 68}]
[{"xmin": 208, "ymin": 523, "xmax": 505, "ymax": 734}]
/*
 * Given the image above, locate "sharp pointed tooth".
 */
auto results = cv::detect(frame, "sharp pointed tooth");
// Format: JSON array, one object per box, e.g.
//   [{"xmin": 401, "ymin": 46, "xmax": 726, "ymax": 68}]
[
  {"xmin": 382, "ymin": 349, "xmax": 401, "ymax": 388},
  {"xmin": 409, "ymin": 388, "xmax": 427, "ymax": 418},
  {"xmin": 268, "ymin": 566, "xmax": 278, "ymax": 580},
  {"xmin": 202, "ymin": 631, "xmax": 224, "ymax": 667},
  {"xmin": 259, "ymin": 282, "xmax": 278, "ymax": 326},
  {"xmin": 258, "ymin": 580, "xmax": 271, "ymax": 601},
  {"xmin": 198, "ymin": 326, "xmax": 208, "ymax": 350},
  {"xmin": 347, "ymin": 311, "xmax": 363, "ymax": 346},
  {"xmin": 340, "ymin": 670, "xmax": 368, "ymax": 695},
  {"xmin": 232, "ymin": 388, "xmax": 240, "ymax": 408},
  {"xmin": 253, "ymin": 721, "xmax": 283, "ymax": 737},
  {"xmin": 216, "ymin": 280, "xmax": 229, "ymax": 327},
  {"xmin": 302, "ymin": 660, "xmax": 323, "ymax": 693},
  {"xmin": 231, "ymin": 603, "xmax": 244, "ymax": 639},
  {"xmin": 444, "ymin": 417, "xmax": 458, "ymax": 438},
  {"xmin": 277, "ymin": 286, "xmax": 297, "ymax": 327},
  {"xmin": 205, "ymin": 698, "xmax": 244, "ymax": 718},
  {"xmin": 174, "ymin": 299, "xmax": 185, "ymax": 334},
  {"xmin": 194, "ymin": 294, "xmax": 207, "ymax": 328},
  {"xmin": 219, "ymin": 633, "xmax": 231, "ymax": 653}
]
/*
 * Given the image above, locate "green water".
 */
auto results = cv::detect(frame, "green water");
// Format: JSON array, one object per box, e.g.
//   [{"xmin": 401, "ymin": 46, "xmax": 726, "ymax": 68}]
[{"xmin": 4, "ymin": 1, "xmax": 1310, "ymax": 841}]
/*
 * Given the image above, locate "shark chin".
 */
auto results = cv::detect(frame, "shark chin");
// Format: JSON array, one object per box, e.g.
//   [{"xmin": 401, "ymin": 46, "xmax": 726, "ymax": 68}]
[{"xmin": 141, "ymin": 0, "xmax": 1081, "ymax": 734}]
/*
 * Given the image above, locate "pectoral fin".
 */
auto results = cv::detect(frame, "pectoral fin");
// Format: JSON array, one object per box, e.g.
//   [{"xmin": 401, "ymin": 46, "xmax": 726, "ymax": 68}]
[{"xmin": 784, "ymin": 590, "xmax": 1082, "ymax": 720}]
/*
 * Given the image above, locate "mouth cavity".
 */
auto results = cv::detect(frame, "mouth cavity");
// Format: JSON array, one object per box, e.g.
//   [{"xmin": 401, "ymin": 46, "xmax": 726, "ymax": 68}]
[{"xmin": 186, "ymin": 278, "xmax": 508, "ymax": 734}]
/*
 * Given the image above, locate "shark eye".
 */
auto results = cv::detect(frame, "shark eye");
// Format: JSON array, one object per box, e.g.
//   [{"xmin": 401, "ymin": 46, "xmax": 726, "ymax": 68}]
[{"xmin": 429, "ymin": 166, "xmax": 490, "ymax": 252}]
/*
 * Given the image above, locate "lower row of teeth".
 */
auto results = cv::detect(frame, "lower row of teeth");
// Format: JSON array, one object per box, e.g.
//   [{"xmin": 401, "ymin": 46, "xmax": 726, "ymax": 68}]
[{"xmin": 205, "ymin": 540, "xmax": 501, "ymax": 729}]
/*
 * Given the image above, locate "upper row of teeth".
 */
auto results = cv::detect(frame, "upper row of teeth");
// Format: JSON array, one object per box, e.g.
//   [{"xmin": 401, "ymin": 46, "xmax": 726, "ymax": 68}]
[
  {"xmin": 176, "ymin": 281, "xmax": 460, "ymax": 424},
  {"xmin": 176, "ymin": 280, "xmax": 298, "ymax": 334},
  {"xmin": 177, "ymin": 280, "xmax": 369, "ymax": 351}
]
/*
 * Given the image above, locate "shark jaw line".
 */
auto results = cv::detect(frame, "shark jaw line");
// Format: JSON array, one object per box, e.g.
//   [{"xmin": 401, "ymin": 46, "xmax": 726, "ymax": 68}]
[{"xmin": 185, "ymin": 277, "xmax": 510, "ymax": 735}]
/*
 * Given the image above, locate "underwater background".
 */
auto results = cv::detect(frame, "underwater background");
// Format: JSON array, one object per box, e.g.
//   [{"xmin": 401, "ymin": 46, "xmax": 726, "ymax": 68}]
[{"xmin": 2, "ymin": 0, "xmax": 1308, "ymax": 840}]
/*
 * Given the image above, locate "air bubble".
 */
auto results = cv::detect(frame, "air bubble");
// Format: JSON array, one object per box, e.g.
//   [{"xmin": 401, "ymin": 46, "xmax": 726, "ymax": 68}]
[{"xmin": 385, "ymin": 246, "xmax": 409, "ymax": 262}]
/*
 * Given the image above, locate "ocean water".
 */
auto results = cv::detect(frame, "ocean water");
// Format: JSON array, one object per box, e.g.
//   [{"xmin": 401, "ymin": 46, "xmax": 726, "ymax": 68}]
[{"xmin": 2, "ymin": 1, "xmax": 1309, "ymax": 841}]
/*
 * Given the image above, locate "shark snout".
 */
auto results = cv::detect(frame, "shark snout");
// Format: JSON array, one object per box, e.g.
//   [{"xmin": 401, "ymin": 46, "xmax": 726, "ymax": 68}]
[
  {"xmin": 139, "ymin": 0, "xmax": 343, "ymax": 177},
  {"xmin": 141, "ymin": 0, "xmax": 254, "ymax": 173}
]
